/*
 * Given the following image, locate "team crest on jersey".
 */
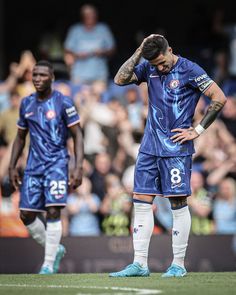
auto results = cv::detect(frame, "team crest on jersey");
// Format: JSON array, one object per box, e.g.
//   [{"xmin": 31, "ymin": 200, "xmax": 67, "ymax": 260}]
[
  {"xmin": 46, "ymin": 110, "xmax": 56, "ymax": 119},
  {"xmin": 169, "ymin": 79, "xmax": 180, "ymax": 89}
]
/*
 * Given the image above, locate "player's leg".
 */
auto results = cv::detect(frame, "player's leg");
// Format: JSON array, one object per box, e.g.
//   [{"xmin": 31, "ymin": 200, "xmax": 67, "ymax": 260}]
[
  {"xmin": 39, "ymin": 164, "xmax": 67, "ymax": 274},
  {"xmin": 109, "ymin": 152, "xmax": 161, "ymax": 277},
  {"xmin": 161, "ymin": 196, "xmax": 190, "ymax": 277},
  {"xmin": 20, "ymin": 210, "xmax": 46, "ymax": 246},
  {"xmin": 159, "ymin": 156, "xmax": 192, "ymax": 277},
  {"xmin": 132, "ymin": 194, "xmax": 154, "ymax": 269},
  {"xmin": 39, "ymin": 206, "xmax": 64, "ymax": 274},
  {"xmin": 109, "ymin": 194, "xmax": 154, "ymax": 277},
  {"xmin": 19, "ymin": 174, "xmax": 46, "ymax": 247}
]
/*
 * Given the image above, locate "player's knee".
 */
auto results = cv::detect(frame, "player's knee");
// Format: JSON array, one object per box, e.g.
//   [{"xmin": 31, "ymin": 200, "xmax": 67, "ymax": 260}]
[
  {"xmin": 168, "ymin": 196, "xmax": 187, "ymax": 210},
  {"xmin": 46, "ymin": 206, "xmax": 61, "ymax": 220},
  {"xmin": 20, "ymin": 210, "xmax": 37, "ymax": 225},
  {"xmin": 133, "ymin": 193, "xmax": 154, "ymax": 203}
]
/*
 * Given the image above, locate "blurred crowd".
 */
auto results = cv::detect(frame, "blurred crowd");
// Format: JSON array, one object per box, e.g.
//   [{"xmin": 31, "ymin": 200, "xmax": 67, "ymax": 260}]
[{"xmin": 0, "ymin": 4, "xmax": 236, "ymax": 238}]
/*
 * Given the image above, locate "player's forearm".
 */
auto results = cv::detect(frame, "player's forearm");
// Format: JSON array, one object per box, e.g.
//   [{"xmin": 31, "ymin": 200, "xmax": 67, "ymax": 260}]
[
  {"xmin": 200, "ymin": 100, "xmax": 225, "ymax": 129},
  {"xmin": 114, "ymin": 47, "xmax": 142, "ymax": 85},
  {"xmin": 195, "ymin": 100, "xmax": 226, "ymax": 135},
  {"xmin": 9, "ymin": 137, "xmax": 25, "ymax": 169},
  {"xmin": 195, "ymin": 84, "xmax": 227, "ymax": 135},
  {"xmin": 73, "ymin": 126, "xmax": 84, "ymax": 169}
]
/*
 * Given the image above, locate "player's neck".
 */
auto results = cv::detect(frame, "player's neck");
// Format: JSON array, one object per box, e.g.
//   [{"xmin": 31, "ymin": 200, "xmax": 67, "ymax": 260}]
[
  {"xmin": 37, "ymin": 88, "xmax": 53, "ymax": 101},
  {"xmin": 172, "ymin": 54, "xmax": 178, "ymax": 65}
]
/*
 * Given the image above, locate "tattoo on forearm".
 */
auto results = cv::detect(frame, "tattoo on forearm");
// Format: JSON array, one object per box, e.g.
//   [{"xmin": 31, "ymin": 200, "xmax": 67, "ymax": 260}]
[
  {"xmin": 115, "ymin": 48, "xmax": 142, "ymax": 84},
  {"xmin": 200, "ymin": 101, "xmax": 225, "ymax": 129}
]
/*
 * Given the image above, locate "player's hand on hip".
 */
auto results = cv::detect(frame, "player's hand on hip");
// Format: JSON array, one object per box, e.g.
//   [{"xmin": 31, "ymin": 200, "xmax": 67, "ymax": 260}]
[
  {"xmin": 170, "ymin": 127, "xmax": 199, "ymax": 144},
  {"xmin": 8, "ymin": 167, "xmax": 21, "ymax": 190}
]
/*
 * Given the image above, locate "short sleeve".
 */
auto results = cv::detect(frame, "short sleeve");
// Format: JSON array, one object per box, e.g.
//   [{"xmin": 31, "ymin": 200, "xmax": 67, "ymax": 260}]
[
  {"xmin": 62, "ymin": 96, "xmax": 80, "ymax": 127},
  {"xmin": 64, "ymin": 25, "xmax": 80, "ymax": 52},
  {"xmin": 188, "ymin": 63, "xmax": 214, "ymax": 93},
  {"xmin": 101, "ymin": 24, "xmax": 115, "ymax": 49},
  {"xmin": 133, "ymin": 61, "xmax": 148, "ymax": 85}
]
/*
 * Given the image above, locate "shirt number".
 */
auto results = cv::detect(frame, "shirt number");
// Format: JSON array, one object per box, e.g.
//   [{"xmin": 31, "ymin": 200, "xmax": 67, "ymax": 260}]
[
  {"xmin": 50, "ymin": 180, "xmax": 67, "ymax": 195},
  {"xmin": 170, "ymin": 168, "xmax": 181, "ymax": 184}
]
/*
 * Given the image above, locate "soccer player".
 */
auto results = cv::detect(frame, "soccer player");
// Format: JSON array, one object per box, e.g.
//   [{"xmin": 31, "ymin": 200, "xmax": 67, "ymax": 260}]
[
  {"xmin": 109, "ymin": 34, "xmax": 226, "ymax": 277},
  {"xmin": 9, "ymin": 60, "xmax": 83, "ymax": 274}
]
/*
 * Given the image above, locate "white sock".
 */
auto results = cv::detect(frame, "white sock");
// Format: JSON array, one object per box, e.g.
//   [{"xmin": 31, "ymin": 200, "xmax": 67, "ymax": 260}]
[
  {"xmin": 43, "ymin": 220, "xmax": 62, "ymax": 270},
  {"xmin": 171, "ymin": 206, "xmax": 191, "ymax": 268},
  {"xmin": 133, "ymin": 202, "xmax": 154, "ymax": 268},
  {"xmin": 26, "ymin": 217, "xmax": 45, "ymax": 247}
]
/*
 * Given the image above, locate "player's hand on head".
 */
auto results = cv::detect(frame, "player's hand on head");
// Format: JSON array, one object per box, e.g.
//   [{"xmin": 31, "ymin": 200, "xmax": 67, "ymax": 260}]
[{"xmin": 170, "ymin": 127, "xmax": 199, "ymax": 144}]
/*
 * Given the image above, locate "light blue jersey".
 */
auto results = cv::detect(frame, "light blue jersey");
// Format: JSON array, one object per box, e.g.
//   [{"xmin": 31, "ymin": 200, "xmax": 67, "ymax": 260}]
[
  {"xmin": 64, "ymin": 23, "xmax": 115, "ymax": 83},
  {"xmin": 134, "ymin": 56, "xmax": 213, "ymax": 157}
]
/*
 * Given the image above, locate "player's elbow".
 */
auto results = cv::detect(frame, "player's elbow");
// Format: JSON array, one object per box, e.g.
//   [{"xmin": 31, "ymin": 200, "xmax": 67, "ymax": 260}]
[{"xmin": 114, "ymin": 75, "xmax": 124, "ymax": 85}]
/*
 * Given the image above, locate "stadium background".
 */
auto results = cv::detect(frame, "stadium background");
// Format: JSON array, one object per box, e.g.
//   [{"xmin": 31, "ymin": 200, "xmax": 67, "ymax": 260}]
[
  {"xmin": 0, "ymin": 0, "xmax": 236, "ymax": 273},
  {"xmin": 1, "ymin": 0, "xmax": 236, "ymax": 78}
]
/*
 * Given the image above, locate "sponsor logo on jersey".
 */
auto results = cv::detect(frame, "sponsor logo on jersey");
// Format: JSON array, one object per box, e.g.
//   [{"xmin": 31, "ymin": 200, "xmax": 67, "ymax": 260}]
[
  {"xmin": 25, "ymin": 112, "xmax": 34, "ymax": 118},
  {"xmin": 66, "ymin": 106, "xmax": 77, "ymax": 117},
  {"xmin": 46, "ymin": 110, "xmax": 56, "ymax": 119},
  {"xmin": 169, "ymin": 79, "xmax": 180, "ymax": 89}
]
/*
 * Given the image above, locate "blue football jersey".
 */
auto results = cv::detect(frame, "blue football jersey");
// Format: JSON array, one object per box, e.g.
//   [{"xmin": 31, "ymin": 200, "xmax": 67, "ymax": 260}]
[
  {"xmin": 17, "ymin": 90, "xmax": 80, "ymax": 175},
  {"xmin": 134, "ymin": 56, "xmax": 213, "ymax": 157}
]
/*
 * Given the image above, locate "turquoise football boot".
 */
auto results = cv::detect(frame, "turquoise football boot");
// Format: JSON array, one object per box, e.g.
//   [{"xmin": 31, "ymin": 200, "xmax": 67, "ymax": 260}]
[
  {"xmin": 162, "ymin": 264, "xmax": 187, "ymax": 278},
  {"xmin": 109, "ymin": 262, "xmax": 150, "ymax": 277},
  {"xmin": 53, "ymin": 244, "xmax": 66, "ymax": 273},
  {"xmin": 39, "ymin": 265, "xmax": 54, "ymax": 274}
]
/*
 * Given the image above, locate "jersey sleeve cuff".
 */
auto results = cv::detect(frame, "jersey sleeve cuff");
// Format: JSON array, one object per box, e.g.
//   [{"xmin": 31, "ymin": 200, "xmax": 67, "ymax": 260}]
[
  {"xmin": 67, "ymin": 119, "xmax": 80, "ymax": 127},
  {"xmin": 17, "ymin": 124, "xmax": 28, "ymax": 130}
]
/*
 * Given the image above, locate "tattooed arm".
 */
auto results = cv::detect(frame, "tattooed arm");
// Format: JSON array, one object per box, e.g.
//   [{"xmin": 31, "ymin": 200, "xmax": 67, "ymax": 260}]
[
  {"xmin": 197, "ymin": 82, "xmax": 226, "ymax": 130},
  {"xmin": 171, "ymin": 82, "xmax": 227, "ymax": 144},
  {"xmin": 114, "ymin": 34, "xmax": 159, "ymax": 85},
  {"xmin": 114, "ymin": 47, "xmax": 142, "ymax": 85}
]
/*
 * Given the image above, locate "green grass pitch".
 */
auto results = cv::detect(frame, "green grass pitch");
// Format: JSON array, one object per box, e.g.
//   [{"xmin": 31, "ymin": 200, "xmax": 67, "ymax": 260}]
[{"xmin": 0, "ymin": 273, "xmax": 235, "ymax": 295}]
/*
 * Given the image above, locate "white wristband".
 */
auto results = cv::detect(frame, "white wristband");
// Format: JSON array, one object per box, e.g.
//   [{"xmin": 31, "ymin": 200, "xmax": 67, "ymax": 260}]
[{"xmin": 194, "ymin": 124, "xmax": 205, "ymax": 135}]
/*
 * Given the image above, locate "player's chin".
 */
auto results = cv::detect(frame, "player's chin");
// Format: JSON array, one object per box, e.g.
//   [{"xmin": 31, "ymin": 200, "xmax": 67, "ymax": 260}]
[
  {"xmin": 34, "ymin": 85, "xmax": 44, "ymax": 92},
  {"xmin": 162, "ymin": 69, "xmax": 170, "ymax": 74}
]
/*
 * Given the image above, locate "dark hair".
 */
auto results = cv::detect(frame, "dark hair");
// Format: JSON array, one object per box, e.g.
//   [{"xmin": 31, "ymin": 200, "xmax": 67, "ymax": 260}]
[
  {"xmin": 142, "ymin": 35, "xmax": 169, "ymax": 60},
  {"xmin": 35, "ymin": 60, "xmax": 54, "ymax": 73}
]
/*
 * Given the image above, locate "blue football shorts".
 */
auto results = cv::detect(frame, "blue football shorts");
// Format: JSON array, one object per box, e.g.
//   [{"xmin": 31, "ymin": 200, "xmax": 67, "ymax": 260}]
[
  {"xmin": 134, "ymin": 152, "xmax": 192, "ymax": 197},
  {"xmin": 19, "ymin": 164, "xmax": 68, "ymax": 212}
]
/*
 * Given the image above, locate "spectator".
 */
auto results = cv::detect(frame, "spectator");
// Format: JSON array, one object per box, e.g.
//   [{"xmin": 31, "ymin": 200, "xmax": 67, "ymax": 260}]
[
  {"xmin": 67, "ymin": 176, "xmax": 101, "ymax": 236},
  {"xmin": 188, "ymin": 171, "xmax": 214, "ymax": 235},
  {"xmin": 220, "ymin": 95, "xmax": 236, "ymax": 138},
  {"xmin": 64, "ymin": 4, "xmax": 116, "ymax": 85},
  {"xmin": 0, "ymin": 90, "xmax": 21, "ymax": 146},
  {"xmin": 89, "ymin": 152, "xmax": 113, "ymax": 201},
  {"xmin": 0, "ymin": 176, "xmax": 28, "ymax": 237},
  {"xmin": 100, "ymin": 173, "xmax": 132, "ymax": 236},
  {"xmin": 153, "ymin": 196, "xmax": 172, "ymax": 233},
  {"xmin": 213, "ymin": 177, "xmax": 236, "ymax": 234}
]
